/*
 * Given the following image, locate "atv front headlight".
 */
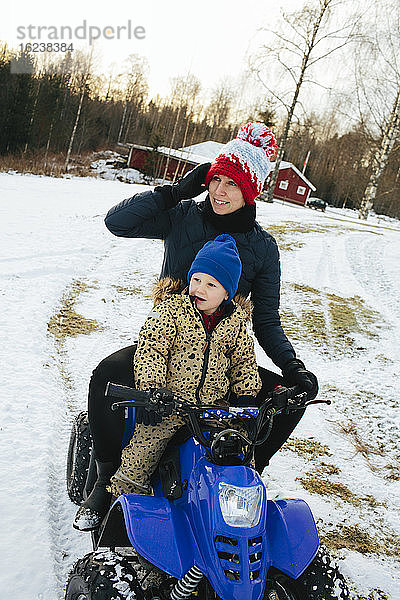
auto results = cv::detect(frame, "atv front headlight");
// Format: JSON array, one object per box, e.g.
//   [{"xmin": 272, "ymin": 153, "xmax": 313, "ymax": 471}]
[{"xmin": 218, "ymin": 483, "xmax": 263, "ymax": 528}]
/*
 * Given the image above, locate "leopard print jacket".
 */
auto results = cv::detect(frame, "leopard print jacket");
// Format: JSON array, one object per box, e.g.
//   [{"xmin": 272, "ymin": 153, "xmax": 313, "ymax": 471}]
[{"xmin": 133, "ymin": 278, "xmax": 262, "ymax": 405}]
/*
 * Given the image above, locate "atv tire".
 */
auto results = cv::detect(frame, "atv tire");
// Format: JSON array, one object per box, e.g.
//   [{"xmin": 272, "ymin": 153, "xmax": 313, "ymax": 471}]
[
  {"xmin": 65, "ymin": 550, "xmax": 145, "ymax": 600},
  {"xmin": 265, "ymin": 572, "xmax": 299, "ymax": 599},
  {"xmin": 66, "ymin": 411, "xmax": 92, "ymax": 505},
  {"xmin": 295, "ymin": 546, "xmax": 350, "ymax": 600},
  {"xmin": 265, "ymin": 546, "xmax": 349, "ymax": 600}
]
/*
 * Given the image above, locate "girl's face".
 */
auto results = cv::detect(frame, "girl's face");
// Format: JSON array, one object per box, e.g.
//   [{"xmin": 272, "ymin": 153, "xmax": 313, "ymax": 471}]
[
  {"xmin": 189, "ymin": 272, "xmax": 228, "ymax": 314},
  {"xmin": 208, "ymin": 174, "xmax": 245, "ymax": 215}
]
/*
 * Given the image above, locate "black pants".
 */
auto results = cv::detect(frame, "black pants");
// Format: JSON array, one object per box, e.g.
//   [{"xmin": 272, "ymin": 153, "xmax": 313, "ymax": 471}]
[{"xmin": 88, "ymin": 345, "xmax": 304, "ymax": 472}]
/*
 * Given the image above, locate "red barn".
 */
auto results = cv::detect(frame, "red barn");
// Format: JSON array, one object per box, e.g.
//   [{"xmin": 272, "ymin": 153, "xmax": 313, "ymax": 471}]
[
  {"xmin": 126, "ymin": 142, "xmax": 316, "ymax": 204},
  {"xmin": 126, "ymin": 144, "xmax": 153, "ymax": 172},
  {"xmin": 271, "ymin": 161, "xmax": 316, "ymax": 206},
  {"xmin": 126, "ymin": 143, "xmax": 208, "ymax": 181}
]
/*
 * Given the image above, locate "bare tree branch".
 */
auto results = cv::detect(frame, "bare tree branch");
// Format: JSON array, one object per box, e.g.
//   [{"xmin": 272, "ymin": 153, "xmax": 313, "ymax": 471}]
[{"xmin": 250, "ymin": 0, "xmax": 359, "ymax": 201}]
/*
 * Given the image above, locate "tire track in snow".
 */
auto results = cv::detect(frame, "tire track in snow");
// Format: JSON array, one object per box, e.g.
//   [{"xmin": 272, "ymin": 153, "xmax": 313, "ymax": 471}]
[
  {"xmin": 345, "ymin": 233, "xmax": 400, "ymax": 329},
  {"xmin": 305, "ymin": 230, "xmax": 400, "ymax": 482},
  {"xmin": 45, "ymin": 249, "xmax": 113, "ymax": 598},
  {"xmin": 0, "ymin": 174, "xmax": 151, "ymax": 599},
  {"xmin": 47, "ymin": 238, "xmax": 162, "ymax": 598},
  {"xmin": 272, "ymin": 223, "xmax": 400, "ymax": 598}
]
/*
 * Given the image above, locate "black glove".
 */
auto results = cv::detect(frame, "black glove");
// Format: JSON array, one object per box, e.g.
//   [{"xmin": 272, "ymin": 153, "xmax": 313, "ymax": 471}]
[
  {"xmin": 270, "ymin": 386, "xmax": 294, "ymax": 412},
  {"xmin": 135, "ymin": 406, "xmax": 163, "ymax": 427},
  {"xmin": 234, "ymin": 395, "xmax": 257, "ymax": 407},
  {"xmin": 155, "ymin": 162, "xmax": 211, "ymax": 209},
  {"xmin": 151, "ymin": 387, "xmax": 175, "ymax": 404},
  {"xmin": 282, "ymin": 359, "xmax": 319, "ymax": 401},
  {"xmin": 135, "ymin": 388, "xmax": 174, "ymax": 426}
]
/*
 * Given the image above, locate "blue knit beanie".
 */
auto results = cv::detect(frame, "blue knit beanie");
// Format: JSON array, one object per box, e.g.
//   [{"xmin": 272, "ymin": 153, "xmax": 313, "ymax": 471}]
[{"xmin": 187, "ymin": 234, "xmax": 242, "ymax": 302}]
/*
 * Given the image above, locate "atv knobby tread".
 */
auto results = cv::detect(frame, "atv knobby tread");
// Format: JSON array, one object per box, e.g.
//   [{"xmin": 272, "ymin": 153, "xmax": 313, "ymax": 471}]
[
  {"xmin": 295, "ymin": 546, "xmax": 350, "ymax": 600},
  {"xmin": 66, "ymin": 411, "xmax": 92, "ymax": 505},
  {"xmin": 65, "ymin": 550, "xmax": 145, "ymax": 600}
]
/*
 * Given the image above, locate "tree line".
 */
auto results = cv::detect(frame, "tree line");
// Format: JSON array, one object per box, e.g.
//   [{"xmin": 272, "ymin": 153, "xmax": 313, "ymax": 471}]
[
  {"xmin": 0, "ymin": 0, "xmax": 399, "ymax": 220},
  {"xmin": 0, "ymin": 47, "xmax": 236, "ymax": 163}
]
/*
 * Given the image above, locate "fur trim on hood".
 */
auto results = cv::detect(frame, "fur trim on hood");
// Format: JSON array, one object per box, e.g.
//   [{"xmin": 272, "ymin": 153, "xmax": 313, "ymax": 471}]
[{"xmin": 151, "ymin": 277, "xmax": 253, "ymax": 322}]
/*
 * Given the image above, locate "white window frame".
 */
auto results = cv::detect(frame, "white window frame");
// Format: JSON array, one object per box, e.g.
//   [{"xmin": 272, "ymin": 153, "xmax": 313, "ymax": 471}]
[
  {"xmin": 279, "ymin": 180, "xmax": 289, "ymax": 190},
  {"xmin": 297, "ymin": 185, "xmax": 306, "ymax": 195}
]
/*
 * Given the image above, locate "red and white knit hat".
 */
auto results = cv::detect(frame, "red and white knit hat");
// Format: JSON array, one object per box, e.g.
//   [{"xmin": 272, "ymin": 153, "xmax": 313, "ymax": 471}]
[{"xmin": 205, "ymin": 122, "xmax": 278, "ymax": 205}]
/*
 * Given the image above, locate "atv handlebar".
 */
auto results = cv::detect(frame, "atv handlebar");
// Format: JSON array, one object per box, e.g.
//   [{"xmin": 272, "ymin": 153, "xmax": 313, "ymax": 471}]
[
  {"xmin": 106, "ymin": 382, "xmax": 149, "ymax": 401},
  {"xmin": 105, "ymin": 382, "xmax": 330, "ymax": 414},
  {"xmin": 105, "ymin": 381, "xmax": 330, "ymax": 466}
]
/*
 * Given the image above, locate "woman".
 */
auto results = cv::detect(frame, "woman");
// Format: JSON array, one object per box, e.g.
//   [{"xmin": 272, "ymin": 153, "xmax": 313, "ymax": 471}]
[{"xmin": 74, "ymin": 122, "xmax": 318, "ymax": 530}]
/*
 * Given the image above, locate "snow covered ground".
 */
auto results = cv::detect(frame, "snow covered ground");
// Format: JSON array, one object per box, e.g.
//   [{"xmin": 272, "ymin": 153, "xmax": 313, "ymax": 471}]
[{"xmin": 0, "ymin": 172, "xmax": 399, "ymax": 600}]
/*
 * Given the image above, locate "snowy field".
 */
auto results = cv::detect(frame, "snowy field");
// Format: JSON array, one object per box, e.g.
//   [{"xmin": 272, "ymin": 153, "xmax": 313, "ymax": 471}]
[{"xmin": 0, "ymin": 172, "xmax": 399, "ymax": 600}]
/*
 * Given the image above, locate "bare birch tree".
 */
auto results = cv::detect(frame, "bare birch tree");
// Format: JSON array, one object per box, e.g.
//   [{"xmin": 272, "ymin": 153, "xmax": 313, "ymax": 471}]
[
  {"xmin": 162, "ymin": 74, "xmax": 201, "ymax": 182},
  {"xmin": 250, "ymin": 0, "xmax": 360, "ymax": 201},
  {"xmin": 64, "ymin": 49, "xmax": 93, "ymax": 172},
  {"xmin": 205, "ymin": 81, "xmax": 234, "ymax": 140},
  {"xmin": 358, "ymin": 88, "xmax": 400, "ymax": 218},
  {"xmin": 117, "ymin": 54, "xmax": 149, "ymax": 144},
  {"xmin": 357, "ymin": 2, "xmax": 400, "ymax": 219}
]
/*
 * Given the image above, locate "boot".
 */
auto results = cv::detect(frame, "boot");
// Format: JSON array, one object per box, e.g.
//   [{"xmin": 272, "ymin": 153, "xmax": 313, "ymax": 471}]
[{"xmin": 73, "ymin": 459, "xmax": 118, "ymax": 531}]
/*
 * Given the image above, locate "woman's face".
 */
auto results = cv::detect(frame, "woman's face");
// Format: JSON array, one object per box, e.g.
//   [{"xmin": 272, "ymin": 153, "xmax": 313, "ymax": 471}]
[{"xmin": 208, "ymin": 174, "xmax": 245, "ymax": 215}]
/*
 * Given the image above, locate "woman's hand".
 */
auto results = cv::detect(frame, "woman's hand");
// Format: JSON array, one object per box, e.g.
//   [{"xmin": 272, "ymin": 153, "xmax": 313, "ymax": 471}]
[
  {"xmin": 174, "ymin": 163, "xmax": 211, "ymax": 200},
  {"xmin": 135, "ymin": 407, "xmax": 163, "ymax": 426},
  {"xmin": 282, "ymin": 359, "xmax": 319, "ymax": 401},
  {"xmin": 155, "ymin": 163, "xmax": 211, "ymax": 208}
]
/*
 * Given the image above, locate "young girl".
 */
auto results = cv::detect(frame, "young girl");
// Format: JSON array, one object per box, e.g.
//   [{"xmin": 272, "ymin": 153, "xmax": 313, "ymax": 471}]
[{"xmin": 110, "ymin": 234, "xmax": 262, "ymax": 498}]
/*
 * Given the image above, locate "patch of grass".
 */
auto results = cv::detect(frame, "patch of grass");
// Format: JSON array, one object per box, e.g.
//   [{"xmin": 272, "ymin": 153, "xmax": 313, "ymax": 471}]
[
  {"xmin": 338, "ymin": 420, "xmax": 385, "ymax": 462},
  {"xmin": 264, "ymin": 222, "xmax": 347, "ymax": 252},
  {"xmin": 299, "ymin": 475, "xmax": 360, "ymax": 504},
  {"xmin": 350, "ymin": 388, "xmax": 386, "ymax": 405},
  {"xmin": 334, "ymin": 410, "xmax": 400, "ymax": 479},
  {"xmin": 350, "ymin": 295, "xmax": 381, "ymax": 326},
  {"xmin": 281, "ymin": 283, "xmax": 329, "ymax": 349},
  {"xmin": 279, "ymin": 309, "xmax": 304, "ymax": 341},
  {"xmin": 328, "ymin": 295, "xmax": 358, "ymax": 345},
  {"xmin": 263, "ymin": 224, "xmax": 306, "ymax": 251},
  {"xmin": 302, "ymin": 309, "xmax": 329, "ymax": 346},
  {"xmin": 314, "ymin": 461, "xmax": 341, "ymax": 476},
  {"xmin": 280, "ymin": 284, "xmax": 328, "ymax": 349},
  {"xmin": 48, "ymin": 308, "xmax": 101, "ymax": 338},
  {"xmin": 327, "ymin": 293, "xmax": 381, "ymax": 346},
  {"xmin": 374, "ymin": 354, "xmax": 393, "ymax": 364},
  {"xmin": 263, "ymin": 220, "xmax": 380, "ymax": 252},
  {"xmin": 321, "ymin": 524, "xmax": 400, "ymax": 558},
  {"xmin": 298, "ymin": 472, "xmax": 385, "ymax": 508},
  {"xmin": 354, "ymin": 591, "xmax": 389, "ymax": 600},
  {"xmin": 281, "ymin": 284, "xmax": 385, "ymax": 355},
  {"xmin": 47, "ymin": 279, "xmax": 103, "ymax": 340},
  {"xmin": 384, "ymin": 463, "xmax": 400, "ymax": 481},
  {"xmin": 112, "ymin": 284, "xmax": 143, "ymax": 296},
  {"xmin": 0, "ymin": 150, "xmax": 96, "ymax": 177},
  {"xmin": 321, "ymin": 383, "xmax": 341, "ymax": 394},
  {"xmin": 291, "ymin": 283, "xmax": 322, "ymax": 297},
  {"xmin": 283, "ymin": 436, "xmax": 332, "ymax": 459}
]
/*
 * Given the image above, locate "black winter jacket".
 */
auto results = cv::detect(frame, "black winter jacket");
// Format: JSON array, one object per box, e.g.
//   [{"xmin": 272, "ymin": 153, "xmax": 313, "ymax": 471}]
[{"xmin": 104, "ymin": 190, "xmax": 296, "ymax": 369}]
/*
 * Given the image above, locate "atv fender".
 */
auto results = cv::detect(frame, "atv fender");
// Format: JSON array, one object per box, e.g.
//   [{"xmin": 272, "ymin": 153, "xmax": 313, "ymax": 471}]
[
  {"xmin": 266, "ymin": 498, "xmax": 319, "ymax": 579},
  {"xmin": 99, "ymin": 494, "xmax": 197, "ymax": 578}
]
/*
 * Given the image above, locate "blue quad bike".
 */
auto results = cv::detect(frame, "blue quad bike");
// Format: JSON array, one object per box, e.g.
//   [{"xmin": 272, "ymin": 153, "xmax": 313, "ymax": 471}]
[{"xmin": 65, "ymin": 384, "xmax": 349, "ymax": 600}]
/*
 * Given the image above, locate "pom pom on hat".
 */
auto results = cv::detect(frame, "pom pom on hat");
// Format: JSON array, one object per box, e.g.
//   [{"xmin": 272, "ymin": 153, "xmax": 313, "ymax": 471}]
[
  {"xmin": 237, "ymin": 122, "xmax": 278, "ymax": 159},
  {"xmin": 205, "ymin": 122, "xmax": 278, "ymax": 205}
]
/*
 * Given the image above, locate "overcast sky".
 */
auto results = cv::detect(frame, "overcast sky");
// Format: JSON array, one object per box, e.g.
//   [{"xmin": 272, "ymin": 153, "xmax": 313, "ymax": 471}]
[{"xmin": 2, "ymin": 0, "xmax": 307, "ymax": 98}]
